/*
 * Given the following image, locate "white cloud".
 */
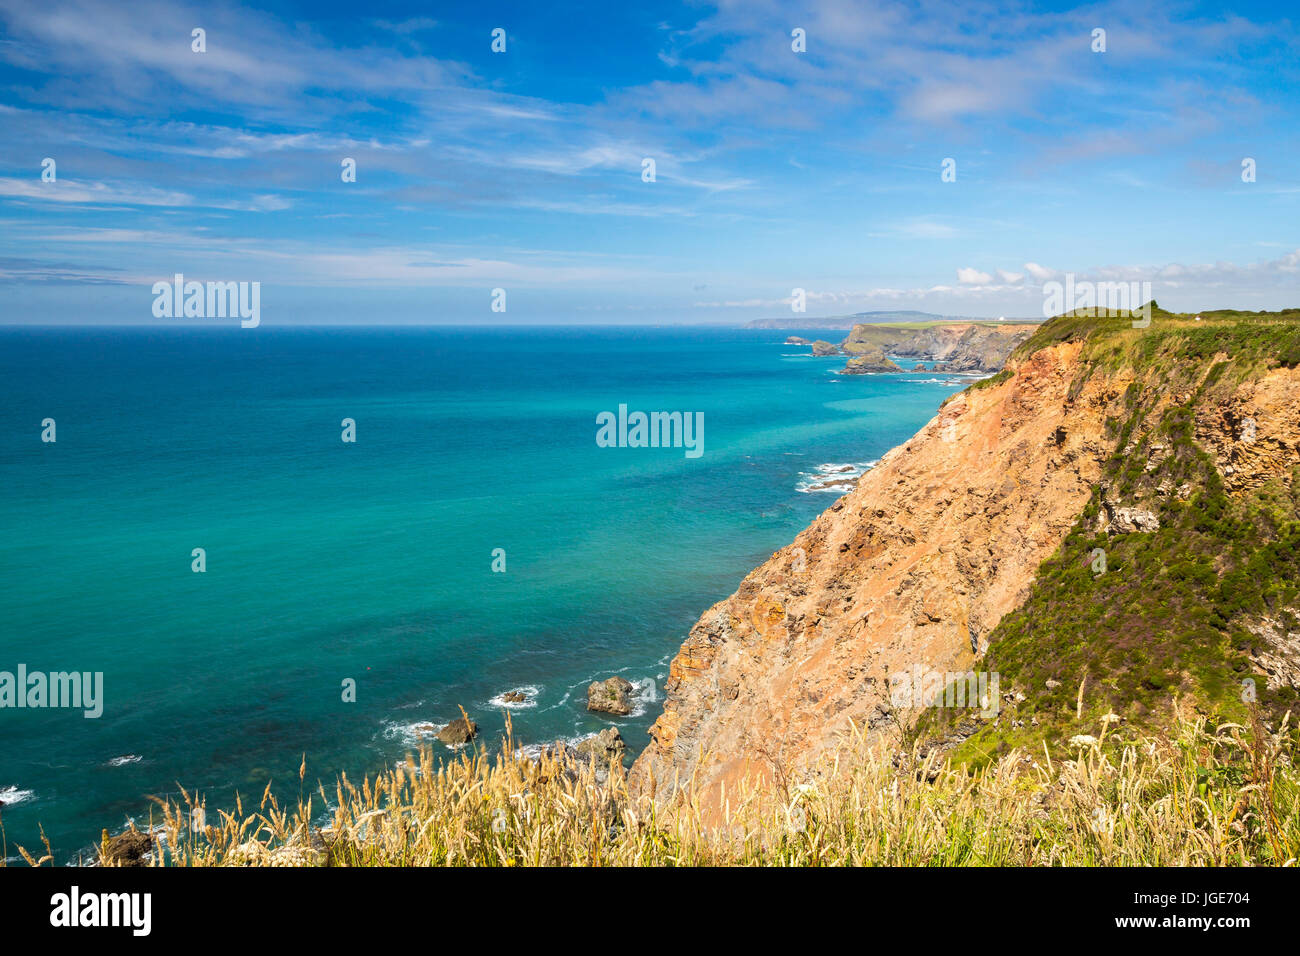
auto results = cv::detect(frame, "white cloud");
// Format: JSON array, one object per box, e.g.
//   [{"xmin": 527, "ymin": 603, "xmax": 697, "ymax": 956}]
[
  {"xmin": 690, "ymin": 249, "xmax": 1300, "ymax": 317},
  {"xmin": 0, "ymin": 177, "xmax": 290, "ymax": 212},
  {"xmin": 0, "ymin": 177, "xmax": 192, "ymax": 207}
]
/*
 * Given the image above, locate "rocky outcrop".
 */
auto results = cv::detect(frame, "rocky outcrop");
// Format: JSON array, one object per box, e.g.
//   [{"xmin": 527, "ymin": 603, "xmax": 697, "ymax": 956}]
[
  {"xmin": 630, "ymin": 340, "xmax": 1120, "ymax": 808},
  {"xmin": 1247, "ymin": 610, "xmax": 1300, "ymax": 692},
  {"xmin": 526, "ymin": 727, "xmax": 629, "ymax": 786},
  {"xmin": 1194, "ymin": 365, "xmax": 1300, "ymax": 494},
  {"xmin": 1095, "ymin": 489, "xmax": 1160, "ymax": 533},
  {"xmin": 587, "ymin": 677, "xmax": 634, "ymax": 715},
  {"xmin": 99, "ymin": 826, "xmax": 152, "ymax": 867},
  {"xmin": 785, "ymin": 336, "xmax": 811, "ymax": 345},
  {"xmin": 840, "ymin": 343, "xmax": 902, "ymax": 374},
  {"xmin": 574, "ymin": 726, "xmax": 628, "ymax": 766},
  {"xmin": 810, "ymin": 340, "xmax": 840, "ymax": 357},
  {"xmin": 801, "ymin": 463, "xmax": 872, "ymax": 492},
  {"xmin": 436, "ymin": 716, "xmax": 479, "ymax": 746},
  {"xmin": 932, "ymin": 325, "xmax": 1036, "ymax": 372}
]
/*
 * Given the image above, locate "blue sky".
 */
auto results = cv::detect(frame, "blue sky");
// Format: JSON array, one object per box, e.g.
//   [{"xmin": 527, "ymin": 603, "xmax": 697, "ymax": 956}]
[{"xmin": 0, "ymin": 0, "xmax": 1297, "ymax": 325}]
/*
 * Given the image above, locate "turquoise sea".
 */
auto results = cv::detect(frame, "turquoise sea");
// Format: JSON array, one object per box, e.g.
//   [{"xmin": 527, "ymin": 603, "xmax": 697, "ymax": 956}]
[{"xmin": 0, "ymin": 325, "xmax": 967, "ymax": 860}]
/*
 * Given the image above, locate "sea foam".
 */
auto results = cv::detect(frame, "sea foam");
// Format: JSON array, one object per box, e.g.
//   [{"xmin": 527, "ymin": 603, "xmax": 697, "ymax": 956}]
[{"xmin": 0, "ymin": 786, "xmax": 34, "ymax": 806}]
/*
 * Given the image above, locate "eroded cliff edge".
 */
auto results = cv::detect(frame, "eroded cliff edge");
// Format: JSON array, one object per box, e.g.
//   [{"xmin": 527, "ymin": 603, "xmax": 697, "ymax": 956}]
[
  {"xmin": 631, "ymin": 310, "xmax": 1300, "ymax": 807},
  {"xmin": 630, "ymin": 340, "xmax": 1110, "ymax": 802}
]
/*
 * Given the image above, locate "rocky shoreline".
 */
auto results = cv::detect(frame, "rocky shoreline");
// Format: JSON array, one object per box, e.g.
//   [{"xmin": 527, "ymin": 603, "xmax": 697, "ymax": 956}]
[{"xmin": 791, "ymin": 321, "xmax": 1037, "ymax": 375}]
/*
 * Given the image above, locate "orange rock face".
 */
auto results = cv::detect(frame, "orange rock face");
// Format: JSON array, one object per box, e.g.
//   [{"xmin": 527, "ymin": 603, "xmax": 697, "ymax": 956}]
[
  {"xmin": 632, "ymin": 330, "xmax": 1300, "ymax": 813},
  {"xmin": 630, "ymin": 341, "xmax": 1122, "ymax": 808},
  {"xmin": 1194, "ymin": 363, "xmax": 1300, "ymax": 495}
]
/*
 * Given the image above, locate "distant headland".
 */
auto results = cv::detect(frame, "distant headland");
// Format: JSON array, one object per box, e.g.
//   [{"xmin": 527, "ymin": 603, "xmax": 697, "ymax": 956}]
[{"xmin": 744, "ymin": 310, "xmax": 1041, "ymax": 330}]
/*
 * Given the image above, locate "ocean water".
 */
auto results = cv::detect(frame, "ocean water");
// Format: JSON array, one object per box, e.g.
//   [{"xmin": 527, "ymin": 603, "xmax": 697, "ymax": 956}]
[{"xmin": 0, "ymin": 325, "xmax": 965, "ymax": 860}]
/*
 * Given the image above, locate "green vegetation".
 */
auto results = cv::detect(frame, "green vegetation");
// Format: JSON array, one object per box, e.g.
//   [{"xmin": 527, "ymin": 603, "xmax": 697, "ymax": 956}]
[
  {"xmin": 935, "ymin": 306, "xmax": 1300, "ymax": 770},
  {"xmin": 1011, "ymin": 303, "xmax": 1300, "ymax": 368},
  {"xmin": 965, "ymin": 368, "xmax": 1012, "ymax": 391}
]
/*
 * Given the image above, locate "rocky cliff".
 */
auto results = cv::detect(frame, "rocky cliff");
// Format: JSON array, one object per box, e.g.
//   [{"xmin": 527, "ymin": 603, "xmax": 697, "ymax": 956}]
[
  {"xmin": 632, "ymin": 308, "xmax": 1300, "ymax": 808},
  {"xmin": 840, "ymin": 322, "xmax": 1036, "ymax": 374}
]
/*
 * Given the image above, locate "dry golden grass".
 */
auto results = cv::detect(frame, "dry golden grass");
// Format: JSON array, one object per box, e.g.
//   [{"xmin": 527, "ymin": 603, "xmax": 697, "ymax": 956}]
[{"xmin": 7, "ymin": 710, "xmax": 1296, "ymax": 867}]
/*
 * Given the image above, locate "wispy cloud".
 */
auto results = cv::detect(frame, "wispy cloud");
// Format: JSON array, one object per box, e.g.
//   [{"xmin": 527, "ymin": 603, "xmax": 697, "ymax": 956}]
[{"xmin": 0, "ymin": 0, "xmax": 1296, "ymax": 321}]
